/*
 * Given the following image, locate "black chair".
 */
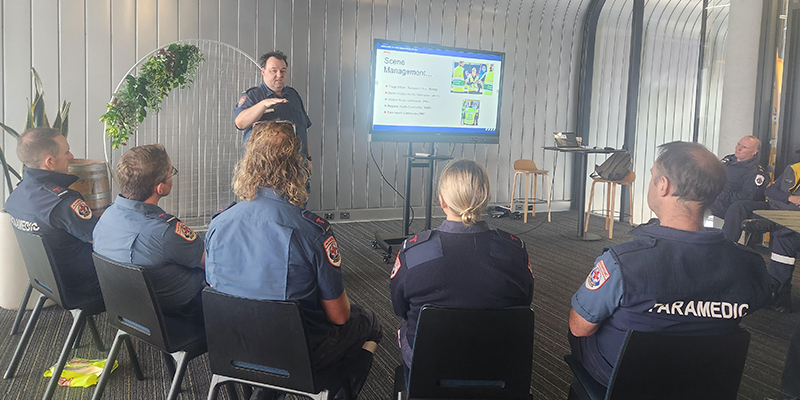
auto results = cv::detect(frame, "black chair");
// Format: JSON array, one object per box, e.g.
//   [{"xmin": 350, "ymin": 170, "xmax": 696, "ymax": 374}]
[
  {"xmin": 90, "ymin": 253, "xmax": 206, "ymax": 400},
  {"xmin": 203, "ymin": 288, "xmax": 353, "ymax": 400},
  {"xmin": 4, "ymin": 230, "xmax": 106, "ymax": 400},
  {"xmin": 393, "ymin": 306, "xmax": 535, "ymax": 400},
  {"xmin": 742, "ymin": 218, "xmax": 780, "ymax": 246},
  {"xmin": 564, "ymin": 329, "xmax": 751, "ymax": 400}
]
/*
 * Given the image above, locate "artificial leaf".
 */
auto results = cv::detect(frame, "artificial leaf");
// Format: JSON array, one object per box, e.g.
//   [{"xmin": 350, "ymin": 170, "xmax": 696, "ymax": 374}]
[
  {"xmin": 31, "ymin": 68, "xmax": 44, "ymax": 98},
  {"xmin": 30, "ymin": 92, "xmax": 50, "ymax": 128},
  {"xmin": 0, "ymin": 146, "xmax": 15, "ymax": 194}
]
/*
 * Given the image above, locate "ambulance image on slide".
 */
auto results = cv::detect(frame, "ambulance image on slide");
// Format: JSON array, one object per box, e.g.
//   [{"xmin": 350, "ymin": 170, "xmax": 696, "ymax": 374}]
[{"xmin": 461, "ymin": 100, "xmax": 480, "ymax": 126}]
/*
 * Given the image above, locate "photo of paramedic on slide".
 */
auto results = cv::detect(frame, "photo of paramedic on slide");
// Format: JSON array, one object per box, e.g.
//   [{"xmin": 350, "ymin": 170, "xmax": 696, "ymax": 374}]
[
  {"xmin": 452, "ymin": 61, "xmax": 485, "ymax": 94},
  {"xmin": 461, "ymin": 100, "xmax": 480, "ymax": 126}
]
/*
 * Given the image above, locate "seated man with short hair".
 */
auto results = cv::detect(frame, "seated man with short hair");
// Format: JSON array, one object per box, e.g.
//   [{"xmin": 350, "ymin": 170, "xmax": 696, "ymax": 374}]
[
  {"xmin": 568, "ymin": 141, "xmax": 773, "ymax": 386},
  {"xmin": 205, "ymin": 121, "xmax": 382, "ymax": 400},
  {"xmin": 709, "ymin": 135, "xmax": 769, "ymax": 218},
  {"xmin": 5, "ymin": 127, "xmax": 101, "ymax": 304},
  {"xmin": 93, "ymin": 144, "xmax": 206, "ymax": 326}
]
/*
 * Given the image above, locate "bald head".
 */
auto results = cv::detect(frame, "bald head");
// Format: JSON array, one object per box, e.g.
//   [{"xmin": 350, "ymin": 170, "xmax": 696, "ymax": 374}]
[
  {"xmin": 734, "ymin": 135, "xmax": 760, "ymax": 161},
  {"xmin": 653, "ymin": 141, "xmax": 726, "ymax": 207}
]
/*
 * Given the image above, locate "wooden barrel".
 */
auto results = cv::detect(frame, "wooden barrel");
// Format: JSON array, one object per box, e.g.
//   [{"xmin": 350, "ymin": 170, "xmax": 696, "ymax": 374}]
[{"xmin": 68, "ymin": 159, "xmax": 112, "ymax": 217}]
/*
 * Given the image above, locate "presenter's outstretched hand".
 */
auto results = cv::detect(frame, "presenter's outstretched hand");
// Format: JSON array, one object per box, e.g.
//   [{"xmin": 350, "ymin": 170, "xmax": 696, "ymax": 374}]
[{"xmin": 259, "ymin": 98, "xmax": 288, "ymax": 113}]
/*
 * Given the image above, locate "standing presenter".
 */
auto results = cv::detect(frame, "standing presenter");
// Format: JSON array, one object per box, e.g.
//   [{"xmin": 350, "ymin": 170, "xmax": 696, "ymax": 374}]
[{"xmin": 235, "ymin": 50, "xmax": 313, "ymax": 173}]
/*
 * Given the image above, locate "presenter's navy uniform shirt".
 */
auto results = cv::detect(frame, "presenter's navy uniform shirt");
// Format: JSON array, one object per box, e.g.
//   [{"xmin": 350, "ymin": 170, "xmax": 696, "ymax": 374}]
[
  {"xmin": 570, "ymin": 223, "xmax": 772, "ymax": 385},
  {"xmin": 5, "ymin": 167, "xmax": 100, "ymax": 306},
  {"xmin": 205, "ymin": 187, "xmax": 343, "ymax": 348},
  {"xmin": 234, "ymin": 82, "xmax": 312, "ymax": 158},
  {"xmin": 390, "ymin": 220, "xmax": 535, "ymax": 367},
  {"xmin": 93, "ymin": 195, "xmax": 206, "ymax": 313}
]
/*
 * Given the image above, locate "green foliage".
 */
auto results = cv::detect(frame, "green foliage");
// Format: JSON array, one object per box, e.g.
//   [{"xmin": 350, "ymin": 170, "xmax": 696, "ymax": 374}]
[
  {"xmin": 100, "ymin": 43, "xmax": 204, "ymax": 149},
  {"xmin": 0, "ymin": 68, "xmax": 70, "ymax": 194}
]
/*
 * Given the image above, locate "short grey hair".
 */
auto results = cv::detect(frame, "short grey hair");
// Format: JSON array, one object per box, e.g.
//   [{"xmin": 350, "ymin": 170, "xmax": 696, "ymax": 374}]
[{"xmin": 655, "ymin": 141, "xmax": 726, "ymax": 207}]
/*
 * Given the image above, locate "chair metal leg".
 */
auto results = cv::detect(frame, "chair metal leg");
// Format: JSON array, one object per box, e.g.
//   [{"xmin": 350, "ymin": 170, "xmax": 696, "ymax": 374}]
[
  {"xmin": 166, "ymin": 351, "xmax": 190, "ymax": 400},
  {"xmin": 86, "ymin": 316, "xmax": 105, "ymax": 352},
  {"xmin": 4, "ymin": 294, "xmax": 46, "ymax": 379},
  {"xmin": 91, "ymin": 330, "xmax": 126, "ymax": 400},
  {"xmin": 163, "ymin": 351, "xmax": 177, "ymax": 378},
  {"xmin": 123, "ymin": 335, "xmax": 144, "ymax": 381},
  {"xmin": 206, "ymin": 374, "xmax": 223, "ymax": 400},
  {"xmin": 605, "ymin": 183, "xmax": 612, "ymax": 230},
  {"xmin": 43, "ymin": 309, "xmax": 87, "ymax": 400},
  {"xmin": 242, "ymin": 384, "xmax": 253, "ymax": 399},
  {"xmin": 10, "ymin": 283, "xmax": 33, "ymax": 336},
  {"xmin": 532, "ymin": 173, "xmax": 538, "ymax": 217},
  {"xmin": 72, "ymin": 315, "xmax": 85, "ymax": 349},
  {"xmin": 627, "ymin": 183, "xmax": 634, "ymax": 227},
  {"xmin": 545, "ymin": 173, "xmax": 551, "ymax": 222},
  {"xmin": 225, "ymin": 382, "xmax": 240, "ymax": 400}
]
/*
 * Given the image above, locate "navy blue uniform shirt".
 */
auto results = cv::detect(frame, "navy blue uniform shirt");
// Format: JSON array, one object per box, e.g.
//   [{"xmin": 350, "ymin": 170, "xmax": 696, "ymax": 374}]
[
  {"xmin": 93, "ymin": 195, "xmax": 205, "ymax": 313},
  {"xmin": 571, "ymin": 223, "xmax": 772, "ymax": 384},
  {"xmin": 205, "ymin": 187, "xmax": 343, "ymax": 348},
  {"xmin": 234, "ymin": 82, "xmax": 312, "ymax": 158},
  {"xmin": 709, "ymin": 154, "xmax": 769, "ymax": 218},
  {"xmin": 390, "ymin": 220, "xmax": 534, "ymax": 367},
  {"xmin": 5, "ymin": 167, "xmax": 100, "ymax": 306}
]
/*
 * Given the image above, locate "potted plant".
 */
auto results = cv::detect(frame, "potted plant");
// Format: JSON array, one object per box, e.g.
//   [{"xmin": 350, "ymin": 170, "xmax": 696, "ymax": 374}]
[{"xmin": 0, "ymin": 68, "xmax": 70, "ymax": 310}]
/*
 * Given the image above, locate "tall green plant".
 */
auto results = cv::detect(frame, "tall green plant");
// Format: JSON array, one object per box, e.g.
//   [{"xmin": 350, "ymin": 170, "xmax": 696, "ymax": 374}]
[{"xmin": 0, "ymin": 68, "xmax": 70, "ymax": 195}]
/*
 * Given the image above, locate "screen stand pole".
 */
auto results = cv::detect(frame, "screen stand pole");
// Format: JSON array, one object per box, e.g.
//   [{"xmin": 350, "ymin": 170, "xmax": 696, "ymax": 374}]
[{"xmin": 402, "ymin": 142, "xmax": 414, "ymax": 236}]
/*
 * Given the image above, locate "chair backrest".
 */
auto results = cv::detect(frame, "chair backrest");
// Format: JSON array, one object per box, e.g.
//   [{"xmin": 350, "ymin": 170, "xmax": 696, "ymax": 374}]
[
  {"xmin": 91, "ymin": 253, "xmax": 171, "ymax": 352},
  {"xmin": 513, "ymin": 159, "xmax": 538, "ymax": 172},
  {"xmin": 13, "ymin": 230, "xmax": 67, "ymax": 307},
  {"xmin": 408, "ymin": 306, "xmax": 535, "ymax": 400},
  {"xmin": 202, "ymin": 288, "xmax": 318, "ymax": 394},
  {"xmin": 606, "ymin": 329, "xmax": 751, "ymax": 400}
]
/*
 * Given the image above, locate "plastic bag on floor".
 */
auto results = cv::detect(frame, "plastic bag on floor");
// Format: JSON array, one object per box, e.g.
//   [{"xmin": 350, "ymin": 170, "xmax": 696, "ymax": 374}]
[{"xmin": 43, "ymin": 358, "xmax": 118, "ymax": 387}]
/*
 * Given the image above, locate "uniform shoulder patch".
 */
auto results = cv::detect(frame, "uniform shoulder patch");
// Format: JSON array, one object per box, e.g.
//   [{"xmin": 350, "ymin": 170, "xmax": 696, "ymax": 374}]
[
  {"xmin": 494, "ymin": 229, "xmax": 526, "ymax": 250},
  {"xmin": 585, "ymin": 259, "xmax": 611, "ymax": 291},
  {"xmin": 390, "ymin": 253, "xmax": 402, "ymax": 279},
  {"xmin": 70, "ymin": 198, "xmax": 92, "ymax": 220},
  {"xmin": 323, "ymin": 235, "xmax": 341, "ymax": 267},
  {"xmin": 755, "ymin": 174, "xmax": 766, "ymax": 186},
  {"xmin": 721, "ymin": 154, "xmax": 736, "ymax": 164},
  {"xmin": 237, "ymin": 95, "xmax": 247, "ymax": 107},
  {"xmin": 402, "ymin": 230, "xmax": 433, "ymax": 250},
  {"xmin": 303, "ymin": 210, "xmax": 331, "ymax": 232},
  {"xmin": 174, "ymin": 221, "xmax": 198, "ymax": 242}
]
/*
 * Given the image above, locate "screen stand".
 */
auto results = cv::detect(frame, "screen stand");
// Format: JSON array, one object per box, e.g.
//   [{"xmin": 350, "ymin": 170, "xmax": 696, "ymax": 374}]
[{"xmin": 372, "ymin": 143, "xmax": 452, "ymax": 263}]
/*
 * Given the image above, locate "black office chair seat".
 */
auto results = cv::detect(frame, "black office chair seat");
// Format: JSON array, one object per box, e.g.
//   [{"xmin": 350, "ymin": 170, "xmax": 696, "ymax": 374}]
[
  {"xmin": 565, "ymin": 329, "xmax": 751, "ymax": 400},
  {"xmin": 394, "ymin": 305, "xmax": 535, "ymax": 400},
  {"xmin": 90, "ymin": 253, "xmax": 207, "ymax": 400},
  {"xmin": 4, "ymin": 230, "xmax": 106, "ymax": 400}
]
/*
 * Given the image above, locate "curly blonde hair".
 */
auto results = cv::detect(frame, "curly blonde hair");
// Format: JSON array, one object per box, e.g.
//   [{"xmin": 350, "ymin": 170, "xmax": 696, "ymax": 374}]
[
  {"xmin": 438, "ymin": 159, "xmax": 491, "ymax": 225},
  {"xmin": 233, "ymin": 121, "xmax": 309, "ymax": 205}
]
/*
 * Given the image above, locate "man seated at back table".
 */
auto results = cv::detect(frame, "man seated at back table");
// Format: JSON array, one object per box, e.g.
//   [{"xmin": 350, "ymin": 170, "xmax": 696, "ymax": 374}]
[
  {"xmin": 568, "ymin": 141, "xmax": 773, "ymax": 386},
  {"xmin": 93, "ymin": 144, "xmax": 206, "ymax": 326},
  {"xmin": 708, "ymin": 135, "xmax": 769, "ymax": 219}
]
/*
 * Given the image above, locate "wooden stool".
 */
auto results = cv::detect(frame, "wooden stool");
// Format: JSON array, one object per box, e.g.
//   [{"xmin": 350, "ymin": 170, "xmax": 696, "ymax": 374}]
[
  {"xmin": 510, "ymin": 159, "xmax": 551, "ymax": 223},
  {"xmin": 584, "ymin": 170, "xmax": 635, "ymax": 239}
]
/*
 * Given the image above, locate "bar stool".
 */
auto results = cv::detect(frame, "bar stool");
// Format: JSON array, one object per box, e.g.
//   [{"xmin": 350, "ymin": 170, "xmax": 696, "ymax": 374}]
[
  {"xmin": 510, "ymin": 159, "xmax": 551, "ymax": 223},
  {"xmin": 584, "ymin": 170, "xmax": 635, "ymax": 239}
]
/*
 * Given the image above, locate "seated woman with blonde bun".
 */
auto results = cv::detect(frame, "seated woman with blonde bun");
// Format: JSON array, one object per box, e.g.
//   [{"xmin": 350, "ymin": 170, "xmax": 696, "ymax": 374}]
[{"xmin": 389, "ymin": 159, "xmax": 535, "ymax": 368}]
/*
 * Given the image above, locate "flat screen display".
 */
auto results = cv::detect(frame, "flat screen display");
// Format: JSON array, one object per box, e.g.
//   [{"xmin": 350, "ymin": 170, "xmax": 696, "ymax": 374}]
[{"xmin": 369, "ymin": 39, "xmax": 504, "ymax": 144}]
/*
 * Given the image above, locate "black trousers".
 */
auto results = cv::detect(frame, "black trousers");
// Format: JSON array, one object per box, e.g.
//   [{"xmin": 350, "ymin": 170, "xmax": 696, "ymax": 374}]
[{"xmin": 721, "ymin": 200, "xmax": 770, "ymax": 241}]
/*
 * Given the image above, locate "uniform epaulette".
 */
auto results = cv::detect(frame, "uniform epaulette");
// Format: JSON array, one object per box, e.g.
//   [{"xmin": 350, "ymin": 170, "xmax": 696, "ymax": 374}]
[
  {"xmin": 494, "ymin": 229, "xmax": 526, "ymax": 250},
  {"xmin": 721, "ymin": 154, "xmax": 736, "ymax": 164},
  {"xmin": 302, "ymin": 210, "xmax": 331, "ymax": 232},
  {"xmin": 212, "ymin": 201, "xmax": 237, "ymax": 220},
  {"xmin": 43, "ymin": 182, "xmax": 74, "ymax": 199},
  {"xmin": 402, "ymin": 230, "xmax": 433, "ymax": 251},
  {"xmin": 157, "ymin": 213, "xmax": 179, "ymax": 224}
]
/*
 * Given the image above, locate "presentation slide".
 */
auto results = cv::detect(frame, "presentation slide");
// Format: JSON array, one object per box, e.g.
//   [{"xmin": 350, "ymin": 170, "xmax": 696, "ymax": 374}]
[{"xmin": 370, "ymin": 40, "xmax": 503, "ymax": 143}]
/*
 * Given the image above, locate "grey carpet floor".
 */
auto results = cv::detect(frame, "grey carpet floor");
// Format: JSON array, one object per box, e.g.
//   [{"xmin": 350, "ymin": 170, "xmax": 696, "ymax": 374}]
[{"xmin": 0, "ymin": 210, "xmax": 796, "ymax": 399}]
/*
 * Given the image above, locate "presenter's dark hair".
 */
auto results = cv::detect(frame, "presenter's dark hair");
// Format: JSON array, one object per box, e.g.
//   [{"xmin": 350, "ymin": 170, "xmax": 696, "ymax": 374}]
[
  {"xmin": 259, "ymin": 51, "xmax": 288, "ymax": 68},
  {"xmin": 654, "ymin": 141, "xmax": 726, "ymax": 207},
  {"xmin": 116, "ymin": 144, "xmax": 172, "ymax": 202},
  {"xmin": 16, "ymin": 127, "xmax": 62, "ymax": 168}
]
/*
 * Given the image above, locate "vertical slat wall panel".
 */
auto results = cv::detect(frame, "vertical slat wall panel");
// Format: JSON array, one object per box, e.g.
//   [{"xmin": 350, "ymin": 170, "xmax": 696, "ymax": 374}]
[
  {"xmin": 698, "ymin": 5, "xmax": 728, "ymax": 154},
  {"xmin": 1, "ymin": 0, "xmax": 592, "ymax": 216}
]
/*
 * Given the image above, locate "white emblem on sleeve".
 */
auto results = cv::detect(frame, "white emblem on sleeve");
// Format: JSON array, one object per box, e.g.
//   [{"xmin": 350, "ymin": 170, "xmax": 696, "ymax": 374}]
[
  {"xmin": 755, "ymin": 174, "xmax": 765, "ymax": 186},
  {"xmin": 584, "ymin": 260, "xmax": 610, "ymax": 291},
  {"xmin": 324, "ymin": 236, "xmax": 342, "ymax": 267}
]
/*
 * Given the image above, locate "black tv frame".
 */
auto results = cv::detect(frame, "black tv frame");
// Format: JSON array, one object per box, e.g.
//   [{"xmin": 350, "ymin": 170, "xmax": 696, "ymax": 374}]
[{"xmin": 368, "ymin": 39, "xmax": 504, "ymax": 144}]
